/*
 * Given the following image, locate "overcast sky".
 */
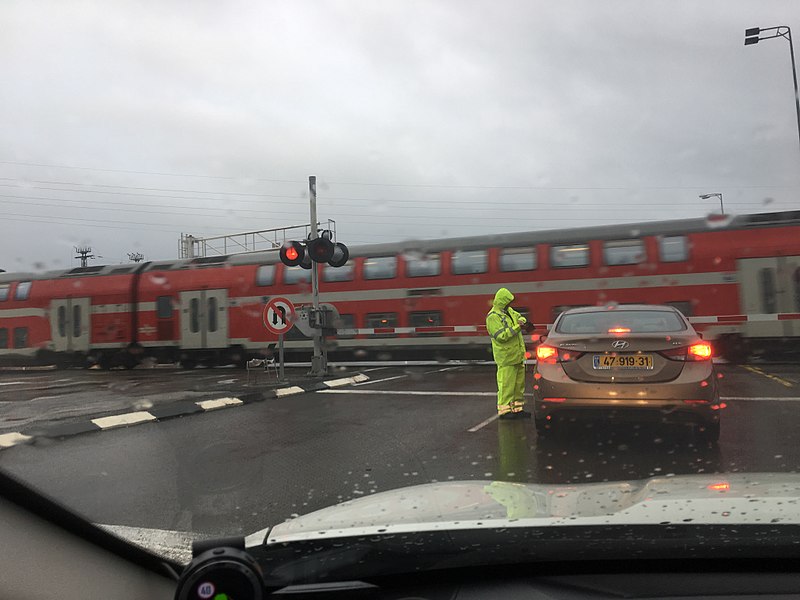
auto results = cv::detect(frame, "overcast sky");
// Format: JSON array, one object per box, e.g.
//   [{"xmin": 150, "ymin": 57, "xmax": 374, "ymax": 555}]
[{"xmin": 1, "ymin": 0, "xmax": 798, "ymax": 271}]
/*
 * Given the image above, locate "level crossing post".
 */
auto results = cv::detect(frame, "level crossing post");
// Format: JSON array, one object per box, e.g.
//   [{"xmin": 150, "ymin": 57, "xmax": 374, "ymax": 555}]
[
  {"xmin": 308, "ymin": 176, "xmax": 328, "ymax": 376},
  {"xmin": 278, "ymin": 333, "xmax": 285, "ymax": 380}
]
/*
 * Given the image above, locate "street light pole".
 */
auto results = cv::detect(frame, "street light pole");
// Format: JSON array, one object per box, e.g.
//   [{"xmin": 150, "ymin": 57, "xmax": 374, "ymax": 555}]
[
  {"xmin": 745, "ymin": 26, "xmax": 800, "ymax": 160},
  {"xmin": 699, "ymin": 192, "xmax": 724, "ymax": 215}
]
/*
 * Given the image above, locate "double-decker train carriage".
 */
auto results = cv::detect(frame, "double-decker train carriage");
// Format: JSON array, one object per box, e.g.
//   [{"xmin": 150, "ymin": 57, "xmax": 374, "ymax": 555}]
[{"xmin": 1, "ymin": 210, "xmax": 799, "ymax": 368}]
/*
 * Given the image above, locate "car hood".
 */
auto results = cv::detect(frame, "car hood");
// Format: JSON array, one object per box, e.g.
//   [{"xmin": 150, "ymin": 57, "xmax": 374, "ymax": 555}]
[{"xmin": 256, "ymin": 472, "xmax": 800, "ymax": 545}]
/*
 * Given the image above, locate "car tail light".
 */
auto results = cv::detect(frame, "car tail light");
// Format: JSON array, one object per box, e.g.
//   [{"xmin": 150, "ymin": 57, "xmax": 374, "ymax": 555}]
[
  {"xmin": 543, "ymin": 397, "xmax": 566, "ymax": 403},
  {"xmin": 661, "ymin": 341, "xmax": 713, "ymax": 361},
  {"xmin": 608, "ymin": 327, "xmax": 631, "ymax": 333},
  {"xmin": 688, "ymin": 342, "xmax": 713, "ymax": 360},
  {"xmin": 536, "ymin": 345, "xmax": 558, "ymax": 363},
  {"xmin": 536, "ymin": 345, "xmax": 584, "ymax": 363},
  {"xmin": 683, "ymin": 399, "xmax": 709, "ymax": 404},
  {"xmin": 707, "ymin": 482, "xmax": 730, "ymax": 491}
]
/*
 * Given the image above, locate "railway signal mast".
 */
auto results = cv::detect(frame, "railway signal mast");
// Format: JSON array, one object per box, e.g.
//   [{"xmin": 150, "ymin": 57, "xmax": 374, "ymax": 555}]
[{"xmin": 279, "ymin": 176, "xmax": 350, "ymax": 376}]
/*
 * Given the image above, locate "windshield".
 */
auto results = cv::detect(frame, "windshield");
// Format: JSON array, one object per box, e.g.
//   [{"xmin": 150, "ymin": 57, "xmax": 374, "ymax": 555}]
[
  {"xmin": 1, "ymin": 0, "xmax": 800, "ymax": 581},
  {"xmin": 556, "ymin": 310, "xmax": 688, "ymax": 333}
]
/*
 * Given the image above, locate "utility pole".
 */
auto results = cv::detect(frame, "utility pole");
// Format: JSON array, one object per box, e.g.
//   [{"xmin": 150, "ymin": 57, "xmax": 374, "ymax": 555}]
[
  {"xmin": 127, "ymin": 252, "xmax": 145, "ymax": 263},
  {"xmin": 74, "ymin": 246, "xmax": 94, "ymax": 268},
  {"xmin": 308, "ymin": 175, "xmax": 327, "ymax": 376}
]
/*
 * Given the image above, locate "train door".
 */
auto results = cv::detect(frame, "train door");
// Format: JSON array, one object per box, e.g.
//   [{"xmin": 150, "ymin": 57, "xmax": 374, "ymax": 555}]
[
  {"xmin": 737, "ymin": 256, "xmax": 800, "ymax": 337},
  {"xmin": 50, "ymin": 298, "xmax": 91, "ymax": 352},
  {"xmin": 179, "ymin": 289, "xmax": 229, "ymax": 349}
]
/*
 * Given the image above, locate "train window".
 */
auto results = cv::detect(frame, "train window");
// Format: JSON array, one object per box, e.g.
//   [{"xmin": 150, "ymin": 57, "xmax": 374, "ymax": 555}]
[
  {"xmin": 190, "ymin": 298, "xmax": 200, "ymax": 333},
  {"xmin": 13, "ymin": 327, "xmax": 28, "ymax": 349},
  {"xmin": 603, "ymin": 239, "xmax": 645, "ymax": 266},
  {"xmin": 410, "ymin": 311, "xmax": 442, "ymax": 336},
  {"xmin": 57, "ymin": 306, "xmax": 66, "ymax": 337},
  {"xmin": 0, "ymin": 284, "xmax": 8, "ymax": 301},
  {"xmin": 551, "ymin": 244, "xmax": 590, "ymax": 268},
  {"xmin": 73, "ymin": 305, "xmax": 81, "ymax": 338},
  {"xmin": 500, "ymin": 247, "xmax": 537, "ymax": 272},
  {"xmin": 208, "ymin": 297, "xmax": 218, "ymax": 332},
  {"xmin": 14, "ymin": 281, "xmax": 31, "ymax": 300},
  {"xmin": 759, "ymin": 268, "xmax": 777, "ymax": 313},
  {"xmin": 284, "ymin": 265, "xmax": 312, "ymax": 284},
  {"xmin": 335, "ymin": 314, "xmax": 356, "ymax": 339},
  {"xmin": 451, "ymin": 249, "xmax": 488, "ymax": 275},
  {"xmin": 363, "ymin": 256, "xmax": 397, "ymax": 280},
  {"xmin": 666, "ymin": 301, "xmax": 693, "ymax": 317},
  {"xmin": 366, "ymin": 312, "xmax": 398, "ymax": 337},
  {"xmin": 323, "ymin": 261, "xmax": 355, "ymax": 282},
  {"xmin": 256, "ymin": 265, "xmax": 276, "ymax": 286},
  {"xmin": 658, "ymin": 235, "xmax": 689, "ymax": 262},
  {"xmin": 0, "ymin": 328, "xmax": 7, "ymax": 348},
  {"xmin": 406, "ymin": 254, "xmax": 441, "ymax": 277},
  {"xmin": 156, "ymin": 296, "xmax": 173, "ymax": 319}
]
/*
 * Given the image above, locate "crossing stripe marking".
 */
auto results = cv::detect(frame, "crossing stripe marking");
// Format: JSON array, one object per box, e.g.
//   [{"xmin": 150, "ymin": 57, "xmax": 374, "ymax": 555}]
[
  {"xmin": 196, "ymin": 397, "xmax": 243, "ymax": 410},
  {"xmin": 276, "ymin": 386, "xmax": 305, "ymax": 397},
  {"xmin": 0, "ymin": 432, "xmax": 33, "ymax": 448},
  {"xmin": 92, "ymin": 411, "xmax": 156, "ymax": 429}
]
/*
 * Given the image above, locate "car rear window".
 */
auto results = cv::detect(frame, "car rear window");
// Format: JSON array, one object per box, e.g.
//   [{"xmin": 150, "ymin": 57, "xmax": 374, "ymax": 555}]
[{"xmin": 556, "ymin": 310, "xmax": 687, "ymax": 334}]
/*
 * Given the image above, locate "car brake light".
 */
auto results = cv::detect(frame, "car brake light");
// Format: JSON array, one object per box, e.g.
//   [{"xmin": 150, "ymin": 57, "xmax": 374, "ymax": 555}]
[
  {"xmin": 536, "ymin": 345, "xmax": 558, "ymax": 363},
  {"xmin": 683, "ymin": 399, "xmax": 709, "ymax": 404},
  {"xmin": 608, "ymin": 327, "xmax": 630, "ymax": 333},
  {"xmin": 543, "ymin": 397, "xmax": 566, "ymax": 403},
  {"xmin": 688, "ymin": 342, "xmax": 712, "ymax": 360}
]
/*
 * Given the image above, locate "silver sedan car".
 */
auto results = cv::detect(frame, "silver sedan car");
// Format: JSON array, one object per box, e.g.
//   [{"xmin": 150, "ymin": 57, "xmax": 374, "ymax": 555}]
[{"xmin": 532, "ymin": 305, "xmax": 722, "ymax": 441}]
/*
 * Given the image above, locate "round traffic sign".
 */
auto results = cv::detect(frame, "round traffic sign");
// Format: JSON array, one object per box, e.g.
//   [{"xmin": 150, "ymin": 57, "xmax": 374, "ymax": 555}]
[{"xmin": 263, "ymin": 297, "xmax": 296, "ymax": 335}]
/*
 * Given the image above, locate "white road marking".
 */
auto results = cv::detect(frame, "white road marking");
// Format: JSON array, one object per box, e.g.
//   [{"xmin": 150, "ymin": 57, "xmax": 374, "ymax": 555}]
[
  {"xmin": 468, "ymin": 414, "xmax": 501, "ymax": 432},
  {"xmin": 276, "ymin": 386, "xmax": 306, "ymax": 397},
  {"xmin": 323, "ymin": 375, "xmax": 370, "ymax": 387},
  {"xmin": 354, "ymin": 375, "xmax": 408, "ymax": 387},
  {"xmin": 423, "ymin": 366, "xmax": 463, "ymax": 374},
  {"xmin": 92, "ymin": 411, "xmax": 157, "ymax": 429},
  {"xmin": 0, "ymin": 381, "xmax": 26, "ymax": 386},
  {"xmin": 216, "ymin": 378, "xmax": 239, "ymax": 384},
  {"xmin": 723, "ymin": 396, "xmax": 800, "ymax": 401},
  {"xmin": 362, "ymin": 367, "xmax": 392, "ymax": 372},
  {"xmin": 0, "ymin": 432, "xmax": 33, "ymax": 448},
  {"xmin": 318, "ymin": 389, "xmax": 495, "ymax": 396},
  {"xmin": 196, "ymin": 397, "xmax": 243, "ymax": 410}
]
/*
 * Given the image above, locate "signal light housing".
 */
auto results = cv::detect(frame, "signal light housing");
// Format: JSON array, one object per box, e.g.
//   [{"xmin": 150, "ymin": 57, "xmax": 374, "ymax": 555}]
[
  {"xmin": 307, "ymin": 236, "xmax": 335, "ymax": 263},
  {"xmin": 280, "ymin": 241, "xmax": 305, "ymax": 267},
  {"xmin": 328, "ymin": 242, "xmax": 349, "ymax": 268}
]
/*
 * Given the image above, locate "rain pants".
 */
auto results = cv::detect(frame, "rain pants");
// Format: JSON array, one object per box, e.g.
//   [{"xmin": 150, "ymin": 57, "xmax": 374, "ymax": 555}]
[{"xmin": 486, "ymin": 288, "xmax": 527, "ymax": 415}]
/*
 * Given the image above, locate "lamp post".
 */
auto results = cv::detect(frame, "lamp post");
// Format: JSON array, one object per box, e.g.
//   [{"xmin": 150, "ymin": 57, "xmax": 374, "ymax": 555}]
[
  {"xmin": 745, "ymin": 26, "xmax": 800, "ymax": 160},
  {"xmin": 699, "ymin": 193, "xmax": 724, "ymax": 215}
]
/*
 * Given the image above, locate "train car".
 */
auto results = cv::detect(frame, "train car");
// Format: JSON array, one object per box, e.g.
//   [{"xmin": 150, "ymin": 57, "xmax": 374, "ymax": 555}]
[{"xmin": 1, "ymin": 209, "xmax": 799, "ymax": 367}]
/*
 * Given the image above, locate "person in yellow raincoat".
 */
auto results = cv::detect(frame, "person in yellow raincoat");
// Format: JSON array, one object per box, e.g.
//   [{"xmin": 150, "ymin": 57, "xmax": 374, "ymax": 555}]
[{"xmin": 486, "ymin": 287, "xmax": 531, "ymax": 419}]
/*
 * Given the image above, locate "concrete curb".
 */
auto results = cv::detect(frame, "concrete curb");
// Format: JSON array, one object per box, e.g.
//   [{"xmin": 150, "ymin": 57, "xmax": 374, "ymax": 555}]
[{"xmin": 0, "ymin": 373, "xmax": 369, "ymax": 451}]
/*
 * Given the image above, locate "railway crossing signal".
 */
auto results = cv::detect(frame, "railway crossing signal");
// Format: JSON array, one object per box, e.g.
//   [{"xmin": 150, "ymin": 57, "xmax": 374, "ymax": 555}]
[{"xmin": 279, "ymin": 237, "xmax": 349, "ymax": 269}]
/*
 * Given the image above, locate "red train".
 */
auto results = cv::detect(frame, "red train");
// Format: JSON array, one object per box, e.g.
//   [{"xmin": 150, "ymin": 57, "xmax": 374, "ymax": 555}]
[{"xmin": 1, "ymin": 210, "xmax": 799, "ymax": 367}]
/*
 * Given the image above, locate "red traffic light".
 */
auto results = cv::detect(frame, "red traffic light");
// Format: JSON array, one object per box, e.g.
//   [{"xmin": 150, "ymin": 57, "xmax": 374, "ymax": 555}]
[{"xmin": 280, "ymin": 241, "xmax": 305, "ymax": 267}]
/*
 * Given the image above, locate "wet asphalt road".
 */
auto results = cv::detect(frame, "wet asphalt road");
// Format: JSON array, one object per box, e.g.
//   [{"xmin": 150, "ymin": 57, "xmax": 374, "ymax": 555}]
[{"xmin": 1, "ymin": 362, "xmax": 800, "ymax": 542}]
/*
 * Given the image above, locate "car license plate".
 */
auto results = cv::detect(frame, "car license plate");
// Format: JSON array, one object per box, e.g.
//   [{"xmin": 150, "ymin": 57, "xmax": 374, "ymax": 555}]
[{"xmin": 593, "ymin": 354, "xmax": 654, "ymax": 369}]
